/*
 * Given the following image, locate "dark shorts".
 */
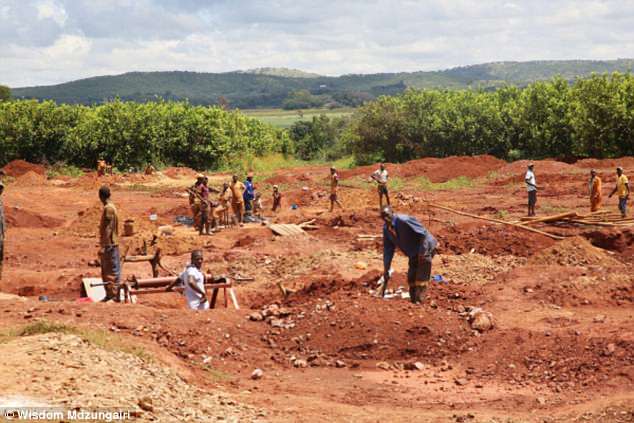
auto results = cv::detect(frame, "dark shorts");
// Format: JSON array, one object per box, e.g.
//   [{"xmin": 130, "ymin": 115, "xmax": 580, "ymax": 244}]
[
  {"xmin": 378, "ymin": 185, "xmax": 388, "ymax": 195},
  {"xmin": 528, "ymin": 190, "xmax": 537, "ymax": 207},
  {"xmin": 100, "ymin": 245, "xmax": 121, "ymax": 298},
  {"xmin": 407, "ymin": 250, "xmax": 435, "ymax": 287},
  {"xmin": 330, "ymin": 193, "xmax": 338, "ymax": 201},
  {"xmin": 619, "ymin": 197, "xmax": 628, "ymax": 215}
]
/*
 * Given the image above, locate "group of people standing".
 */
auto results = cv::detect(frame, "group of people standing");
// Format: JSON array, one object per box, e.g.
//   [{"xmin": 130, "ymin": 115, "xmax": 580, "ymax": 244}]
[
  {"xmin": 525, "ymin": 164, "xmax": 630, "ymax": 217},
  {"xmin": 189, "ymin": 173, "xmax": 283, "ymax": 234}
]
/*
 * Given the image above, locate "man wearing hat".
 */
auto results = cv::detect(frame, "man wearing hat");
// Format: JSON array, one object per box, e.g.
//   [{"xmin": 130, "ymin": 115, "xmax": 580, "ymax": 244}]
[
  {"xmin": 525, "ymin": 163, "xmax": 538, "ymax": 216},
  {"xmin": 0, "ymin": 179, "xmax": 5, "ymax": 280},
  {"xmin": 589, "ymin": 169, "xmax": 603, "ymax": 212},
  {"xmin": 609, "ymin": 167, "xmax": 630, "ymax": 217},
  {"xmin": 380, "ymin": 206, "xmax": 437, "ymax": 304}
]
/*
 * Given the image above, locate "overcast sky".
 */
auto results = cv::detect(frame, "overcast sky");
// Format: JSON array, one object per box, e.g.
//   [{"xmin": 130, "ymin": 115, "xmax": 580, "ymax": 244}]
[{"xmin": 2, "ymin": 0, "xmax": 633, "ymax": 87}]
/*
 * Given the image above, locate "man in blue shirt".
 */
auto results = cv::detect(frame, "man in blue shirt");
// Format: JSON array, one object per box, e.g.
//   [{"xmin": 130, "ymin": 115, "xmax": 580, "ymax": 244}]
[
  {"xmin": 381, "ymin": 206, "xmax": 437, "ymax": 304},
  {"xmin": 243, "ymin": 172, "xmax": 255, "ymax": 215}
]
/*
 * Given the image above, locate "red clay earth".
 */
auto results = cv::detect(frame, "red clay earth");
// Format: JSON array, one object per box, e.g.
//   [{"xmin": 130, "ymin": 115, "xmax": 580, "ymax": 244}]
[{"xmin": 1, "ymin": 156, "xmax": 633, "ymax": 422}]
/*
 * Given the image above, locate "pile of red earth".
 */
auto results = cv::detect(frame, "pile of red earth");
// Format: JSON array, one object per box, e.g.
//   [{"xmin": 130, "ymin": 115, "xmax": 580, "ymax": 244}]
[
  {"xmin": 528, "ymin": 236, "xmax": 623, "ymax": 267},
  {"xmin": 4, "ymin": 207, "xmax": 64, "ymax": 228},
  {"xmin": 339, "ymin": 155, "xmax": 506, "ymax": 183},
  {"xmin": 437, "ymin": 222, "xmax": 556, "ymax": 257},
  {"xmin": 583, "ymin": 228, "xmax": 634, "ymax": 263},
  {"xmin": 1, "ymin": 160, "xmax": 46, "ymax": 177},
  {"xmin": 11, "ymin": 171, "xmax": 47, "ymax": 187}
]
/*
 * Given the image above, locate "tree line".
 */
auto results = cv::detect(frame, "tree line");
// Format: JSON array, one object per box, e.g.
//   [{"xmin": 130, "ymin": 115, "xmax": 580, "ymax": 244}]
[
  {"xmin": 346, "ymin": 73, "xmax": 634, "ymax": 164},
  {"xmin": 0, "ymin": 99, "xmax": 286, "ymax": 170}
]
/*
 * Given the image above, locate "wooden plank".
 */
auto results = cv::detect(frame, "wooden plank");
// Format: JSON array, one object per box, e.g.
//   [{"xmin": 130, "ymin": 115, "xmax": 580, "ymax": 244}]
[
  {"xmin": 82, "ymin": 277, "xmax": 106, "ymax": 302},
  {"xmin": 521, "ymin": 212, "xmax": 578, "ymax": 225},
  {"xmin": 269, "ymin": 223, "xmax": 306, "ymax": 236},
  {"xmin": 426, "ymin": 203, "xmax": 565, "ymax": 240}
]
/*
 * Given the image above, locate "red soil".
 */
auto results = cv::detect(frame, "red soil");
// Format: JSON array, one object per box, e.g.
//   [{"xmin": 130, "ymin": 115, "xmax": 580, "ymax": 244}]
[{"xmin": 1, "ymin": 159, "xmax": 46, "ymax": 177}]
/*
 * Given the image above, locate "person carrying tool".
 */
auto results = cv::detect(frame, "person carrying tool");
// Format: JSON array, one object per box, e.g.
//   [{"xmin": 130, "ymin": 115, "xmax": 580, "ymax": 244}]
[
  {"xmin": 98, "ymin": 185, "xmax": 121, "ymax": 301},
  {"xmin": 272, "ymin": 185, "xmax": 282, "ymax": 212},
  {"xmin": 589, "ymin": 169, "xmax": 603, "ymax": 212},
  {"xmin": 180, "ymin": 249, "xmax": 209, "ymax": 310},
  {"xmin": 329, "ymin": 166, "xmax": 343, "ymax": 212},
  {"xmin": 198, "ymin": 176, "xmax": 211, "ymax": 235},
  {"xmin": 189, "ymin": 174, "xmax": 204, "ymax": 230},
  {"xmin": 230, "ymin": 175, "xmax": 245, "ymax": 225},
  {"xmin": 370, "ymin": 163, "xmax": 390, "ymax": 208},
  {"xmin": 0, "ymin": 180, "xmax": 5, "ymax": 280},
  {"xmin": 380, "ymin": 206, "xmax": 437, "ymax": 304},
  {"xmin": 525, "ymin": 163, "xmax": 538, "ymax": 216},
  {"xmin": 212, "ymin": 182, "xmax": 232, "ymax": 230},
  {"xmin": 243, "ymin": 172, "xmax": 256, "ymax": 216},
  {"xmin": 609, "ymin": 167, "xmax": 630, "ymax": 217}
]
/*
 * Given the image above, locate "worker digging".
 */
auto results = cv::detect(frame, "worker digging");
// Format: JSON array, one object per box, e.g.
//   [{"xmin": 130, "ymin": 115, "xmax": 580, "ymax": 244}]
[{"xmin": 380, "ymin": 206, "xmax": 437, "ymax": 304}]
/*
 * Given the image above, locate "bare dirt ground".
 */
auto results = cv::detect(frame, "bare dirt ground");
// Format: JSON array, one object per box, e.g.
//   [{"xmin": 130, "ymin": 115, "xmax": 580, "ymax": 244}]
[{"xmin": 1, "ymin": 156, "xmax": 633, "ymax": 422}]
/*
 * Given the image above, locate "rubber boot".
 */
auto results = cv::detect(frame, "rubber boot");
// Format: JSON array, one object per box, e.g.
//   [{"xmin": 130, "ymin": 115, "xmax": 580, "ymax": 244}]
[{"xmin": 409, "ymin": 286, "xmax": 417, "ymax": 304}]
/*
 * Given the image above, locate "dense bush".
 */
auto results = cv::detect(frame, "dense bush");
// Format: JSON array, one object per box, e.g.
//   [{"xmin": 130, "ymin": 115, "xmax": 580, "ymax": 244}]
[
  {"xmin": 288, "ymin": 115, "xmax": 351, "ymax": 161},
  {"xmin": 0, "ymin": 99, "xmax": 285, "ymax": 170},
  {"xmin": 348, "ymin": 73, "xmax": 634, "ymax": 164}
]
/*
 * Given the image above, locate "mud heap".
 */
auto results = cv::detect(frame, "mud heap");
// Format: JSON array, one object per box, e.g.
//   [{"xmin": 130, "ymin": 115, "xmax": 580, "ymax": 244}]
[{"xmin": 529, "ymin": 236, "xmax": 623, "ymax": 267}]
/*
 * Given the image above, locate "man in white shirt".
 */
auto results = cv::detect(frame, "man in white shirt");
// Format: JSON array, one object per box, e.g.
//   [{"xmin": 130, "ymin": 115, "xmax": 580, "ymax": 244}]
[
  {"xmin": 370, "ymin": 163, "xmax": 390, "ymax": 209},
  {"xmin": 181, "ymin": 250, "xmax": 209, "ymax": 310},
  {"xmin": 525, "ymin": 163, "xmax": 538, "ymax": 217}
]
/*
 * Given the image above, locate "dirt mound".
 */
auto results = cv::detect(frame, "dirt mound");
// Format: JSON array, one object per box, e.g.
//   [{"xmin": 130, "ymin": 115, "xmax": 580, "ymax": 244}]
[
  {"xmin": 1, "ymin": 160, "xmax": 46, "ymax": 177},
  {"xmin": 575, "ymin": 156, "xmax": 634, "ymax": 170},
  {"xmin": 496, "ymin": 159, "xmax": 577, "ymax": 176},
  {"xmin": 0, "ymin": 333, "xmax": 262, "ymax": 421},
  {"xmin": 264, "ymin": 173, "xmax": 312, "ymax": 185},
  {"xmin": 4, "ymin": 207, "xmax": 64, "ymax": 228},
  {"xmin": 163, "ymin": 167, "xmax": 198, "ymax": 179},
  {"xmin": 67, "ymin": 202, "xmax": 155, "ymax": 237},
  {"xmin": 11, "ymin": 171, "xmax": 47, "ymax": 187},
  {"xmin": 529, "ymin": 236, "xmax": 622, "ymax": 266},
  {"xmin": 583, "ymin": 228, "xmax": 634, "ymax": 263},
  {"xmin": 339, "ymin": 155, "xmax": 506, "ymax": 183},
  {"xmin": 437, "ymin": 222, "xmax": 556, "ymax": 257}
]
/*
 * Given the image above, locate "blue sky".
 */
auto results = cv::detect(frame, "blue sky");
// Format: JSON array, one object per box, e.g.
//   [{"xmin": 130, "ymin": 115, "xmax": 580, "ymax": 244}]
[{"xmin": 1, "ymin": 0, "xmax": 633, "ymax": 87}]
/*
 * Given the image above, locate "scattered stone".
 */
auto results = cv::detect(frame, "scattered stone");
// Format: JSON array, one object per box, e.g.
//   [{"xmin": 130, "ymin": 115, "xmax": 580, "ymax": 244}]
[
  {"xmin": 376, "ymin": 361, "xmax": 391, "ymax": 371},
  {"xmin": 604, "ymin": 343, "xmax": 616, "ymax": 356},
  {"xmin": 251, "ymin": 368, "xmax": 263, "ymax": 380},
  {"xmin": 467, "ymin": 307, "xmax": 494, "ymax": 332},
  {"xmin": 537, "ymin": 397, "xmax": 546, "ymax": 406},
  {"xmin": 454, "ymin": 378, "xmax": 468, "ymax": 386},
  {"xmin": 593, "ymin": 314, "xmax": 606, "ymax": 323},
  {"xmin": 354, "ymin": 261, "xmax": 368, "ymax": 270},
  {"xmin": 335, "ymin": 360, "xmax": 347, "ymax": 368},
  {"xmin": 293, "ymin": 359, "xmax": 308, "ymax": 368},
  {"xmin": 248, "ymin": 312, "xmax": 264, "ymax": 321},
  {"xmin": 137, "ymin": 397, "xmax": 154, "ymax": 412}
]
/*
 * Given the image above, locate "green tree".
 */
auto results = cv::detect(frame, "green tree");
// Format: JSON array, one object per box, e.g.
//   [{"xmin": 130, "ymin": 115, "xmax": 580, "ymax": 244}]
[{"xmin": 0, "ymin": 85, "xmax": 11, "ymax": 101}]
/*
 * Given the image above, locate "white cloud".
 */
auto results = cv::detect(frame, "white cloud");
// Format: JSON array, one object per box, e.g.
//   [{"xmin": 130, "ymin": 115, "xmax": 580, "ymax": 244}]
[
  {"xmin": 0, "ymin": 0, "xmax": 633, "ymax": 86},
  {"xmin": 36, "ymin": 0, "xmax": 67, "ymax": 26}
]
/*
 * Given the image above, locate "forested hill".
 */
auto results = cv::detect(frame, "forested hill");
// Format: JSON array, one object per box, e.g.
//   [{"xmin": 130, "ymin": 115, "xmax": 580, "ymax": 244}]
[{"xmin": 11, "ymin": 59, "xmax": 634, "ymax": 108}]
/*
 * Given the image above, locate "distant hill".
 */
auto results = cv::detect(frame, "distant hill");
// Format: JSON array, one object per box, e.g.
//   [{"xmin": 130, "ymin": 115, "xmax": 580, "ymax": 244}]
[
  {"xmin": 11, "ymin": 59, "xmax": 634, "ymax": 109},
  {"xmin": 239, "ymin": 67, "xmax": 321, "ymax": 78}
]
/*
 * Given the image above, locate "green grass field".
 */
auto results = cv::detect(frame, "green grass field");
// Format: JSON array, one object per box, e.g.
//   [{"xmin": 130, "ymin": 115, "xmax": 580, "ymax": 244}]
[{"xmin": 242, "ymin": 107, "xmax": 356, "ymax": 128}]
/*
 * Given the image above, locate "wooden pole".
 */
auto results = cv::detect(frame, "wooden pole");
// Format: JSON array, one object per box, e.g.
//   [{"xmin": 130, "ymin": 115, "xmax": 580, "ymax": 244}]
[
  {"xmin": 521, "ymin": 211, "xmax": 579, "ymax": 226},
  {"xmin": 425, "ymin": 203, "xmax": 565, "ymax": 240}
]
